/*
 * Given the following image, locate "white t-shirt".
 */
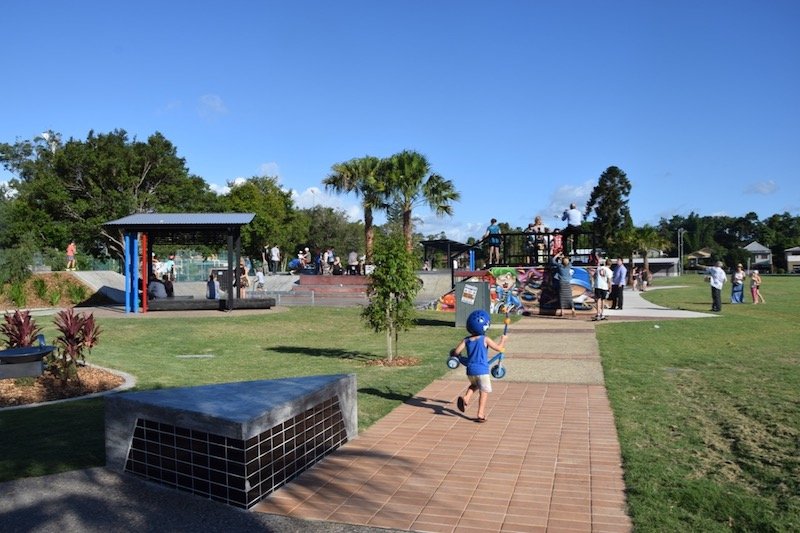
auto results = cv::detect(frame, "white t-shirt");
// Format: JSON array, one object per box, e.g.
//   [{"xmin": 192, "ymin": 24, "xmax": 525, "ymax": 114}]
[
  {"xmin": 595, "ymin": 266, "xmax": 611, "ymax": 291},
  {"xmin": 707, "ymin": 266, "xmax": 727, "ymax": 290}
]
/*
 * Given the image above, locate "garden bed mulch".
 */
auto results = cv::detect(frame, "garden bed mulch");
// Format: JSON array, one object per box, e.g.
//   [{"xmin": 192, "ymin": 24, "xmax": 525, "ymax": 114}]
[{"xmin": 0, "ymin": 366, "xmax": 124, "ymax": 407}]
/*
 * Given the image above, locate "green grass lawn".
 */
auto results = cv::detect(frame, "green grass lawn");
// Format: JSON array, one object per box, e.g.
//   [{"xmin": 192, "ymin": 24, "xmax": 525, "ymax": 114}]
[
  {"xmin": 2, "ymin": 277, "xmax": 798, "ymax": 532},
  {"xmin": 598, "ymin": 274, "xmax": 800, "ymax": 532},
  {"xmin": 0, "ymin": 307, "xmax": 457, "ymax": 482}
]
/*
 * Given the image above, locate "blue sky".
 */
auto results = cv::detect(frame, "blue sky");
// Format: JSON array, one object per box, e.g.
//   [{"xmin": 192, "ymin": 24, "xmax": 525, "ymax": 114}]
[{"xmin": 3, "ymin": 1, "xmax": 799, "ymax": 242}]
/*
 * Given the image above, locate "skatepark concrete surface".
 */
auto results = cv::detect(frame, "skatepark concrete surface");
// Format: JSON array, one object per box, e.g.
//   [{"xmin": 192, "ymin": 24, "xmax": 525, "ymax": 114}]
[
  {"xmin": 68, "ymin": 270, "xmax": 454, "ymax": 308},
  {"xmin": 1, "ymin": 281, "xmax": 714, "ymax": 532}
]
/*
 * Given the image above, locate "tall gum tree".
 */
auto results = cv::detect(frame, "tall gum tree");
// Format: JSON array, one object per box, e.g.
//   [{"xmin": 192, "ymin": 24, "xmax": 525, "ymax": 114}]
[{"xmin": 1, "ymin": 130, "xmax": 218, "ymax": 259}]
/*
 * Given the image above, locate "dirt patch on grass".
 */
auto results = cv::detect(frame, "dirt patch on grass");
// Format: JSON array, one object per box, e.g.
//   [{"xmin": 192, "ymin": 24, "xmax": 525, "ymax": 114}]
[{"xmin": 0, "ymin": 366, "xmax": 124, "ymax": 407}]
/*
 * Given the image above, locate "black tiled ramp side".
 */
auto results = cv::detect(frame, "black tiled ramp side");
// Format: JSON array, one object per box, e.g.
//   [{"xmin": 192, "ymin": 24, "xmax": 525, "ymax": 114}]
[{"xmin": 125, "ymin": 396, "xmax": 348, "ymax": 508}]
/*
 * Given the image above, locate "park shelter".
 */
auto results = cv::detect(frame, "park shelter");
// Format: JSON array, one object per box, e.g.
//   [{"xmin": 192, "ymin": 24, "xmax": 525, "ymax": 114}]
[
  {"xmin": 419, "ymin": 239, "xmax": 476, "ymax": 288},
  {"xmin": 686, "ymin": 247, "xmax": 713, "ymax": 268},
  {"xmin": 104, "ymin": 213, "xmax": 255, "ymax": 313}
]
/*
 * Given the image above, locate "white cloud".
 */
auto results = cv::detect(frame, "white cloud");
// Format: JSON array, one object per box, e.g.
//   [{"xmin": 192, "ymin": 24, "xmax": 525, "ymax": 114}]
[
  {"xmin": 197, "ymin": 94, "xmax": 228, "ymax": 118},
  {"xmin": 259, "ymin": 162, "xmax": 281, "ymax": 179},
  {"xmin": 744, "ymin": 180, "xmax": 778, "ymax": 195},
  {"xmin": 156, "ymin": 99, "xmax": 182, "ymax": 115},
  {"xmin": 291, "ymin": 186, "xmax": 363, "ymax": 222},
  {"xmin": 416, "ymin": 215, "xmax": 484, "ymax": 243},
  {"xmin": 208, "ymin": 182, "xmax": 229, "ymax": 195},
  {"xmin": 542, "ymin": 181, "xmax": 594, "ymax": 217},
  {"xmin": 208, "ymin": 176, "xmax": 246, "ymax": 196}
]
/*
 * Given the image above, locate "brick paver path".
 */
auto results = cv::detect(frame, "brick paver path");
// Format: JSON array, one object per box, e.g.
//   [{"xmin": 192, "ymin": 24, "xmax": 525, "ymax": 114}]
[{"xmin": 254, "ymin": 319, "xmax": 633, "ymax": 532}]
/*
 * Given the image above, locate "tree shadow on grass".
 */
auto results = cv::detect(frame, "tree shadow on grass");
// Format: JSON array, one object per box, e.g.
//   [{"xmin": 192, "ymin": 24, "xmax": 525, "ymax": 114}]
[
  {"xmin": 266, "ymin": 345, "xmax": 381, "ymax": 362},
  {"xmin": 413, "ymin": 317, "xmax": 455, "ymax": 327}
]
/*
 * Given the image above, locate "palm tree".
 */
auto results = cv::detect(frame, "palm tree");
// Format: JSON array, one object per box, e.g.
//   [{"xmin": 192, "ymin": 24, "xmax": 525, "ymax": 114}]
[
  {"xmin": 384, "ymin": 150, "xmax": 460, "ymax": 252},
  {"xmin": 634, "ymin": 225, "xmax": 670, "ymax": 274},
  {"xmin": 613, "ymin": 225, "xmax": 670, "ymax": 283},
  {"xmin": 324, "ymin": 156, "xmax": 386, "ymax": 263}
]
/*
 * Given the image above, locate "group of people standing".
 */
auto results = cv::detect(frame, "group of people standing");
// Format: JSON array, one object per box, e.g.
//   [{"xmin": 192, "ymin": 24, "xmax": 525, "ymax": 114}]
[
  {"xmin": 289, "ymin": 246, "xmax": 363, "ymax": 276},
  {"xmin": 551, "ymin": 253, "xmax": 631, "ymax": 319},
  {"xmin": 483, "ymin": 204, "xmax": 585, "ymax": 267},
  {"xmin": 706, "ymin": 262, "xmax": 766, "ymax": 311},
  {"xmin": 262, "ymin": 244, "xmax": 282, "ymax": 274}
]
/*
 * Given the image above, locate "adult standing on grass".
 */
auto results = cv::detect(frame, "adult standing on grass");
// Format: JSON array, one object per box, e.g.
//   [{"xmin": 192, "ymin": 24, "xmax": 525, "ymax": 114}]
[
  {"xmin": 66, "ymin": 240, "xmax": 77, "ymax": 271},
  {"xmin": 750, "ymin": 269, "xmax": 766, "ymax": 304},
  {"xmin": 706, "ymin": 261, "xmax": 727, "ymax": 312},
  {"xmin": 731, "ymin": 263, "xmax": 745, "ymax": 303},
  {"xmin": 610, "ymin": 257, "xmax": 627, "ymax": 310}
]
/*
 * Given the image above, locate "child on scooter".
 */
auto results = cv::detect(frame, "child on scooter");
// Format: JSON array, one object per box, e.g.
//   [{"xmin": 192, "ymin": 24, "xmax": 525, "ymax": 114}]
[{"xmin": 452, "ymin": 310, "xmax": 506, "ymax": 423}]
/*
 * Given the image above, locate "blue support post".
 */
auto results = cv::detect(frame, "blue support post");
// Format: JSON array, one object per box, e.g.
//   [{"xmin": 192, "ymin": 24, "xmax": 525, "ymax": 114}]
[
  {"xmin": 124, "ymin": 233, "xmax": 132, "ymax": 313},
  {"xmin": 123, "ymin": 232, "xmax": 140, "ymax": 313}
]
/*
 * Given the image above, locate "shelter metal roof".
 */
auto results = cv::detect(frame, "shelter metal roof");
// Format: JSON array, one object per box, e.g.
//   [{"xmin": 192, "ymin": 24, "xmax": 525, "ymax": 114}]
[
  {"xmin": 104, "ymin": 213, "xmax": 255, "ymax": 246},
  {"xmin": 105, "ymin": 213, "xmax": 254, "ymax": 230},
  {"xmin": 419, "ymin": 239, "xmax": 474, "ymax": 255}
]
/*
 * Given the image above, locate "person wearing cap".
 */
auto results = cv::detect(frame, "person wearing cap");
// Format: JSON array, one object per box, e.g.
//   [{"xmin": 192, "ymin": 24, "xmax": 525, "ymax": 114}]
[{"xmin": 750, "ymin": 269, "xmax": 766, "ymax": 304}]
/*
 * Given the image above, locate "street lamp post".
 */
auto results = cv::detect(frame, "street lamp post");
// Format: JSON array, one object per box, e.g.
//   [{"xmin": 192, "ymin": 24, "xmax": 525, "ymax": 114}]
[{"xmin": 677, "ymin": 228, "xmax": 686, "ymax": 276}]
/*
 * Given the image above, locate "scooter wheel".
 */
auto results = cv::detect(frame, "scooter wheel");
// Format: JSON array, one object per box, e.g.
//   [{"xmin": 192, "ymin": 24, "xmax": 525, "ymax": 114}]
[
  {"xmin": 447, "ymin": 357, "xmax": 460, "ymax": 369},
  {"xmin": 491, "ymin": 364, "xmax": 506, "ymax": 379}
]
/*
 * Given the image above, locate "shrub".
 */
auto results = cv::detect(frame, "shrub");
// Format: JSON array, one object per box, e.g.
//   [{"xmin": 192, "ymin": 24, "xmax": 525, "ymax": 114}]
[
  {"xmin": 66, "ymin": 283, "xmax": 87, "ymax": 305},
  {"xmin": 42, "ymin": 246, "xmax": 66, "ymax": 272},
  {"xmin": 47, "ymin": 288, "xmax": 63, "ymax": 307},
  {"xmin": 8, "ymin": 282, "xmax": 27, "ymax": 308},
  {"xmin": 0, "ymin": 310, "xmax": 42, "ymax": 348},
  {"xmin": 32, "ymin": 277, "xmax": 48, "ymax": 300},
  {"xmin": 0, "ymin": 241, "xmax": 35, "ymax": 285},
  {"xmin": 49, "ymin": 308, "xmax": 102, "ymax": 384}
]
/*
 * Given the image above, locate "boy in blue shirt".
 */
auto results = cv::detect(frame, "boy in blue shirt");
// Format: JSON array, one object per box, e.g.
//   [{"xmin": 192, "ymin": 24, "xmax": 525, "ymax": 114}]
[{"xmin": 452, "ymin": 310, "xmax": 506, "ymax": 423}]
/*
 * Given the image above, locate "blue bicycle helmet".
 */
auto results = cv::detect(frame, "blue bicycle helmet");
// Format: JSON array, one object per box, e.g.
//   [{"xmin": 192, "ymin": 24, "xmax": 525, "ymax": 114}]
[{"xmin": 466, "ymin": 309, "xmax": 491, "ymax": 336}]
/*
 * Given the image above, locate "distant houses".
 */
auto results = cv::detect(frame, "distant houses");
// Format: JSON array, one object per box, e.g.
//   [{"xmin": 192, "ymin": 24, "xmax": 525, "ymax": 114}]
[
  {"xmin": 785, "ymin": 246, "xmax": 800, "ymax": 273},
  {"xmin": 743, "ymin": 241, "xmax": 772, "ymax": 272}
]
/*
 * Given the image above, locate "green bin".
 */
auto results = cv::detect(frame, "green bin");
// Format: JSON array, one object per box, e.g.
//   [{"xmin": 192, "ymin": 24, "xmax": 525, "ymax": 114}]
[{"xmin": 455, "ymin": 280, "xmax": 490, "ymax": 328}]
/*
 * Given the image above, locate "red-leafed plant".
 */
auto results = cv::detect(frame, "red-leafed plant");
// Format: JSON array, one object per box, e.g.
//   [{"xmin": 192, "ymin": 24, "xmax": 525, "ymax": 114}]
[
  {"xmin": 1, "ymin": 310, "xmax": 42, "ymax": 348},
  {"xmin": 50, "ymin": 308, "xmax": 102, "ymax": 384}
]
